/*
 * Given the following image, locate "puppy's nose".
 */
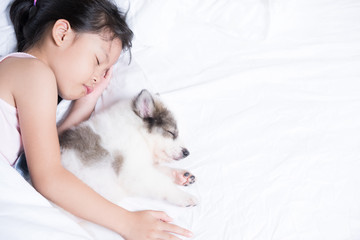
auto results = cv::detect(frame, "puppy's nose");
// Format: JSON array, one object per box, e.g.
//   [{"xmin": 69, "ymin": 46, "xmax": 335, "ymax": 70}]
[{"xmin": 182, "ymin": 148, "xmax": 190, "ymax": 158}]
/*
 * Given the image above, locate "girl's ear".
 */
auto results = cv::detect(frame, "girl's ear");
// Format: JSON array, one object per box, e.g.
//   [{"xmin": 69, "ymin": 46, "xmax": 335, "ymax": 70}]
[{"xmin": 52, "ymin": 19, "xmax": 72, "ymax": 46}]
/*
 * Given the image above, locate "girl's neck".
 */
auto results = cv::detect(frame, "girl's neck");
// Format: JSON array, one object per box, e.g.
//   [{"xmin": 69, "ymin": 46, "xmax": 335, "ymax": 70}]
[
  {"xmin": 26, "ymin": 47, "xmax": 48, "ymax": 65},
  {"xmin": 25, "ymin": 31, "xmax": 55, "ymax": 68}
]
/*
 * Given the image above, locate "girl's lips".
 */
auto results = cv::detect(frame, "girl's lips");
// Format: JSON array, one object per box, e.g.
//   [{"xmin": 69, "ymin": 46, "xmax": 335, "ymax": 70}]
[{"xmin": 84, "ymin": 85, "xmax": 94, "ymax": 95}]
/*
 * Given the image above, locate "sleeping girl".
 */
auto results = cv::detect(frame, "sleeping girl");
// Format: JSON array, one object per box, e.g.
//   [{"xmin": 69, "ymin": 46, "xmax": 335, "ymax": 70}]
[{"xmin": 0, "ymin": 0, "xmax": 193, "ymax": 239}]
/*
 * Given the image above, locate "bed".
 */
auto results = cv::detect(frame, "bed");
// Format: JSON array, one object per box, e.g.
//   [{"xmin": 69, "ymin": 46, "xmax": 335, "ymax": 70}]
[{"xmin": 1, "ymin": 0, "xmax": 360, "ymax": 239}]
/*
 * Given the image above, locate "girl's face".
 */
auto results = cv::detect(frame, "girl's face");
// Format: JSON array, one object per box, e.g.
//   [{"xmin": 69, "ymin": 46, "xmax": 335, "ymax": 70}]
[{"xmin": 54, "ymin": 32, "xmax": 122, "ymax": 100}]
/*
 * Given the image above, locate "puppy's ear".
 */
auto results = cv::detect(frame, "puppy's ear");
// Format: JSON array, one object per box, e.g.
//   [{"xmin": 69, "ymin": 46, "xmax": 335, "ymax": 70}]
[{"xmin": 133, "ymin": 89, "xmax": 155, "ymax": 118}]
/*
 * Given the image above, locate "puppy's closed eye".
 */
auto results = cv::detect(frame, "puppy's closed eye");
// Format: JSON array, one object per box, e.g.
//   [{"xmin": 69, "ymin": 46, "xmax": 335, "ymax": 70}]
[{"xmin": 165, "ymin": 130, "xmax": 177, "ymax": 139}]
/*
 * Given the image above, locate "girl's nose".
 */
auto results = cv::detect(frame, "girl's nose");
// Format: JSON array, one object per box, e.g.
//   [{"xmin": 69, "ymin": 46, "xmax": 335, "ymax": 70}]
[
  {"xmin": 92, "ymin": 75, "xmax": 99, "ymax": 85},
  {"xmin": 93, "ymin": 70, "xmax": 105, "ymax": 84}
]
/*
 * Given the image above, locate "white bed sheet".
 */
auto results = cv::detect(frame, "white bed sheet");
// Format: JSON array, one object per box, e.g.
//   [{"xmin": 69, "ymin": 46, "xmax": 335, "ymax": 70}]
[{"xmin": 1, "ymin": 0, "xmax": 360, "ymax": 239}]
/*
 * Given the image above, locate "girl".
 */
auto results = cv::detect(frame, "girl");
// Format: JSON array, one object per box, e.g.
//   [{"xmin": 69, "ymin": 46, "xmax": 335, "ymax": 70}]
[{"xmin": 0, "ymin": 0, "xmax": 193, "ymax": 239}]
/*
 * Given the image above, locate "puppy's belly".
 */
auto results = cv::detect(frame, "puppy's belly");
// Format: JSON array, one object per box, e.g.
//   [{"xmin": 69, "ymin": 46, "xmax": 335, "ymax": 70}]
[{"xmin": 61, "ymin": 149, "xmax": 126, "ymax": 202}]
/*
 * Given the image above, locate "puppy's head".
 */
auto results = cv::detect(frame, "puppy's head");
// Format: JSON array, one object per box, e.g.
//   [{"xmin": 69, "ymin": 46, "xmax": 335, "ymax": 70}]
[{"xmin": 132, "ymin": 89, "xmax": 190, "ymax": 163}]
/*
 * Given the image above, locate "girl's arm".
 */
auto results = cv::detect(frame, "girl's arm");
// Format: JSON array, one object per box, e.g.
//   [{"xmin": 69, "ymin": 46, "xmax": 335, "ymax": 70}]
[{"xmin": 13, "ymin": 60, "xmax": 192, "ymax": 240}]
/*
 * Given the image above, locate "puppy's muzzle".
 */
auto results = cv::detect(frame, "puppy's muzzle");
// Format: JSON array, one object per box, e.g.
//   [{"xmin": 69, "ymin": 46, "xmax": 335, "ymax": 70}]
[{"xmin": 182, "ymin": 148, "xmax": 190, "ymax": 158}]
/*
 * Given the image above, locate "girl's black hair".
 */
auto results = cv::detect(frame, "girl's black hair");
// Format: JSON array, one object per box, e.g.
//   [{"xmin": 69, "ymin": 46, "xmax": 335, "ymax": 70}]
[{"xmin": 9, "ymin": 0, "xmax": 133, "ymax": 53}]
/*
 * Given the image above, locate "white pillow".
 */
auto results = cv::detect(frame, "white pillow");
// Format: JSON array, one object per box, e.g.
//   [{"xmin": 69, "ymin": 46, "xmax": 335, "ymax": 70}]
[
  {"xmin": 116, "ymin": 0, "xmax": 269, "ymax": 49},
  {"xmin": 0, "ymin": 0, "xmax": 16, "ymax": 56}
]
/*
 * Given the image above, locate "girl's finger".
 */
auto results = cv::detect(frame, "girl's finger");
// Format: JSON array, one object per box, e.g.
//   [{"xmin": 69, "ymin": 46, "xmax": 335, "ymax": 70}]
[
  {"xmin": 156, "ymin": 231, "xmax": 182, "ymax": 240},
  {"xmin": 160, "ymin": 221, "xmax": 193, "ymax": 238},
  {"xmin": 104, "ymin": 66, "xmax": 113, "ymax": 80},
  {"xmin": 91, "ymin": 66, "xmax": 114, "ymax": 96},
  {"xmin": 152, "ymin": 211, "xmax": 173, "ymax": 222}
]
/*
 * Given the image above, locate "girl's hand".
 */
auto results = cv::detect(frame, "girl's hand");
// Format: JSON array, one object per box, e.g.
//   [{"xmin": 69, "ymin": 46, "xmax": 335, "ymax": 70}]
[{"xmin": 122, "ymin": 210, "xmax": 193, "ymax": 240}]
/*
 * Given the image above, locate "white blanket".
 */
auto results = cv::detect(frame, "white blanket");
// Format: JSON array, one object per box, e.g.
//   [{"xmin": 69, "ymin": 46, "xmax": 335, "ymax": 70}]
[{"xmin": 1, "ymin": 0, "xmax": 360, "ymax": 239}]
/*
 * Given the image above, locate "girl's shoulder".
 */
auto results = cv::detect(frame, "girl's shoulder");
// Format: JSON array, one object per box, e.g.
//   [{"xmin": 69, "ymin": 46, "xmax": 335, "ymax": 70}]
[
  {"xmin": 1, "ymin": 53, "xmax": 54, "ymax": 78},
  {"xmin": 0, "ymin": 54, "xmax": 57, "ymax": 108}
]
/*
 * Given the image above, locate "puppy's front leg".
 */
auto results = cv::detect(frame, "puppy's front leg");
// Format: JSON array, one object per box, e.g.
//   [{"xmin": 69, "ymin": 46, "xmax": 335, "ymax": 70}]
[
  {"xmin": 156, "ymin": 166, "xmax": 196, "ymax": 186},
  {"xmin": 154, "ymin": 174, "xmax": 198, "ymax": 207},
  {"xmin": 129, "ymin": 167, "xmax": 198, "ymax": 207}
]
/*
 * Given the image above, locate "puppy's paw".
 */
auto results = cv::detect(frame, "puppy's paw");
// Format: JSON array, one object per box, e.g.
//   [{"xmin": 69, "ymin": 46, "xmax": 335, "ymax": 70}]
[
  {"xmin": 173, "ymin": 170, "xmax": 196, "ymax": 186},
  {"xmin": 184, "ymin": 195, "xmax": 198, "ymax": 207},
  {"xmin": 177, "ymin": 193, "xmax": 198, "ymax": 208}
]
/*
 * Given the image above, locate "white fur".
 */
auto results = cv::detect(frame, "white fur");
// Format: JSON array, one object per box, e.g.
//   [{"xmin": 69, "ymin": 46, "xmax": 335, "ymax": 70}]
[{"xmin": 61, "ymin": 91, "xmax": 198, "ymax": 207}]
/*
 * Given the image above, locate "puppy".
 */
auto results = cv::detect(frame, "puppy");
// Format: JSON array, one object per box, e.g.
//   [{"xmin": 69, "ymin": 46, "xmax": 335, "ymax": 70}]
[{"xmin": 59, "ymin": 90, "xmax": 198, "ymax": 207}]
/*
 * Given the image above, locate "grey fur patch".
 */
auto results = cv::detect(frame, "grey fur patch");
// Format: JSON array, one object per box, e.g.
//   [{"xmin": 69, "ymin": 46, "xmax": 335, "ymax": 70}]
[
  {"xmin": 59, "ymin": 126, "xmax": 109, "ymax": 165},
  {"xmin": 112, "ymin": 153, "xmax": 124, "ymax": 175},
  {"xmin": 132, "ymin": 90, "xmax": 178, "ymax": 139},
  {"xmin": 152, "ymin": 102, "xmax": 178, "ymax": 139}
]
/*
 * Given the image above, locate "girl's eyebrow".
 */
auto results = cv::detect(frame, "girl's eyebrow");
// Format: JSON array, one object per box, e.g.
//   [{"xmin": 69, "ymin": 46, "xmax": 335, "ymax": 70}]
[
  {"xmin": 99, "ymin": 50, "xmax": 109, "ymax": 64},
  {"xmin": 100, "ymin": 44, "xmax": 110, "ymax": 60},
  {"xmin": 97, "ymin": 51, "xmax": 108, "ymax": 65}
]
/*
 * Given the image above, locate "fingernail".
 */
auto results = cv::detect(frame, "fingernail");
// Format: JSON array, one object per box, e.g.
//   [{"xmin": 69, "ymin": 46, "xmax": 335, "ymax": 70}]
[{"xmin": 187, "ymin": 231, "xmax": 193, "ymax": 237}]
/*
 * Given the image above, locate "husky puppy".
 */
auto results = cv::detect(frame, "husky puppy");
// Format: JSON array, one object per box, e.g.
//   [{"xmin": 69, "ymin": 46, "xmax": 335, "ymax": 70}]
[{"xmin": 59, "ymin": 90, "xmax": 198, "ymax": 207}]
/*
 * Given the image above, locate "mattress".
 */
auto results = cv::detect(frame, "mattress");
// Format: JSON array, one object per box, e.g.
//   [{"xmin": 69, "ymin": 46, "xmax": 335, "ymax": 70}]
[{"xmin": 1, "ymin": 0, "xmax": 360, "ymax": 239}]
